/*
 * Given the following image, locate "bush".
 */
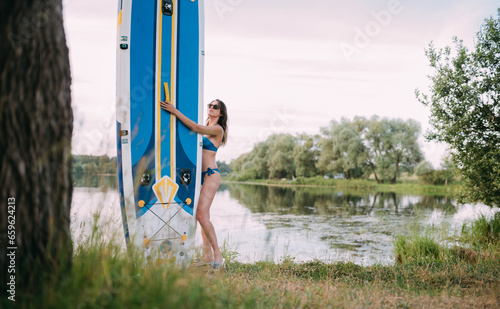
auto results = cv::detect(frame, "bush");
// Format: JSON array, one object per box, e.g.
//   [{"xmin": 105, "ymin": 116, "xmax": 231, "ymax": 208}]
[
  {"xmin": 394, "ymin": 233, "xmax": 450, "ymax": 263},
  {"xmin": 461, "ymin": 212, "xmax": 500, "ymax": 246},
  {"xmin": 415, "ymin": 161, "xmax": 455, "ymax": 185},
  {"xmin": 415, "ymin": 161, "xmax": 434, "ymax": 176},
  {"xmin": 419, "ymin": 170, "xmax": 452, "ymax": 185}
]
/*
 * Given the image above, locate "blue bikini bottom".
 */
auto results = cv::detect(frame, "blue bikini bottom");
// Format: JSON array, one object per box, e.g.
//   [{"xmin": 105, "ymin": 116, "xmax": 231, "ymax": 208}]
[{"xmin": 201, "ymin": 167, "xmax": 219, "ymax": 185}]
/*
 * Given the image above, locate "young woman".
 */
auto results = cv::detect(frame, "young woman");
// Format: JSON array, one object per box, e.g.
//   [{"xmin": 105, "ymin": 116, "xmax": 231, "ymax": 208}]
[{"xmin": 160, "ymin": 99, "xmax": 228, "ymax": 270}]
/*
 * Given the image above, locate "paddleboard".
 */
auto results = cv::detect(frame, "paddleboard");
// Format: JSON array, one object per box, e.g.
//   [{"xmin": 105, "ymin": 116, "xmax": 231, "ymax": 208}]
[{"xmin": 116, "ymin": 0, "xmax": 204, "ymax": 268}]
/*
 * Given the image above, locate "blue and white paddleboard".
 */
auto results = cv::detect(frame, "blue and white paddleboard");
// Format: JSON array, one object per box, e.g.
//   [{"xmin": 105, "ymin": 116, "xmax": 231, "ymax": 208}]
[{"xmin": 116, "ymin": 0, "xmax": 204, "ymax": 268}]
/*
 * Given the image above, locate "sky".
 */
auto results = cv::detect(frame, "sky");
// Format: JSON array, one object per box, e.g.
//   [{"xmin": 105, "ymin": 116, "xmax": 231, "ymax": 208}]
[{"xmin": 63, "ymin": 0, "xmax": 499, "ymax": 167}]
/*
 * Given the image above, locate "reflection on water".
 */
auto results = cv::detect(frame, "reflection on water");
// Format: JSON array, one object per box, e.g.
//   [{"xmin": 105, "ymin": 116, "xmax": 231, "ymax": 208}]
[
  {"xmin": 71, "ymin": 183, "xmax": 497, "ymax": 266},
  {"xmin": 225, "ymin": 184, "xmax": 456, "ymax": 217},
  {"xmin": 218, "ymin": 184, "xmax": 460, "ymax": 265}
]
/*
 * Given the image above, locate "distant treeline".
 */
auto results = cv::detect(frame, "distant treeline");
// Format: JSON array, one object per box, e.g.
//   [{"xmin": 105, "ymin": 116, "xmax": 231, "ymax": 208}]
[
  {"xmin": 230, "ymin": 115, "xmax": 454, "ymax": 184},
  {"xmin": 71, "ymin": 116, "xmax": 456, "ymax": 187},
  {"xmin": 73, "ymin": 155, "xmax": 117, "ymax": 187}
]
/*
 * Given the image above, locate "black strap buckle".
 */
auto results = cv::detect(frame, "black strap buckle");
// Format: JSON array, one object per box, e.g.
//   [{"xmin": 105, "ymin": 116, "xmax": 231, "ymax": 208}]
[
  {"xmin": 162, "ymin": 0, "xmax": 173, "ymax": 16},
  {"xmin": 180, "ymin": 169, "xmax": 191, "ymax": 185}
]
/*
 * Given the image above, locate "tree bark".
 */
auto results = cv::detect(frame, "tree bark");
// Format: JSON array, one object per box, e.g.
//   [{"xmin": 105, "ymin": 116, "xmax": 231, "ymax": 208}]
[{"xmin": 0, "ymin": 0, "xmax": 73, "ymax": 293}]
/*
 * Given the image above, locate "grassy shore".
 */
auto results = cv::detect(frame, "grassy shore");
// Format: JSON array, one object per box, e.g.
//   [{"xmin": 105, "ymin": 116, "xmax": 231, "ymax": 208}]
[
  {"xmin": 13, "ymin": 247, "xmax": 500, "ymax": 308},
  {"xmin": 8, "ymin": 213, "xmax": 500, "ymax": 309},
  {"xmin": 224, "ymin": 176, "xmax": 459, "ymax": 195}
]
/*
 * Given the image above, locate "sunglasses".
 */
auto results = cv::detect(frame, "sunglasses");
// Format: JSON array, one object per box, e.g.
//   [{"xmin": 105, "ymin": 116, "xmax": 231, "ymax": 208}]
[{"xmin": 207, "ymin": 103, "xmax": 220, "ymax": 110}]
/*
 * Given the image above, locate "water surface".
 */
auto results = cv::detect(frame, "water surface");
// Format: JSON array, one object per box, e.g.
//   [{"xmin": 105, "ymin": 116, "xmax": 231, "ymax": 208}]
[{"xmin": 71, "ymin": 183, "xmax": 498, "ymax": 265}]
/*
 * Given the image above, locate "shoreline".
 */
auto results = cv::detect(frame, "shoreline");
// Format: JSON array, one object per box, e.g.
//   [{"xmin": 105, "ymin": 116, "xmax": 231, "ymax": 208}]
[{"xmin": 222, "ymin": 177, "xmax": 459, "ymax": 195}]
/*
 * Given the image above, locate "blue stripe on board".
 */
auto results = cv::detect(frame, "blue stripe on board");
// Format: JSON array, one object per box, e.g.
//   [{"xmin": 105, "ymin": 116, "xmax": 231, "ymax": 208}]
[
  {"xmin": 130, "ymin": 0, "xmax": 158, "ymax": 218},
  {"xmin": 176, "ymin": 0, "xmax": 199, "ymax": 167},
  {"xmin": 175, "ymin": 0, "xmax": 199, "ymax": 216},
  {"xmin": 117, "ymin": 121, "xmax": 130, "ymax": 244},
  {"xmin": 130, "ymin": 0, "xmax": 155, "ymax": 166}
]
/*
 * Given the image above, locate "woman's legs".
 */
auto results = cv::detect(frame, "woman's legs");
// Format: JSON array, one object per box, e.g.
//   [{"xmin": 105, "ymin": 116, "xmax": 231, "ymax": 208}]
[
  {"xmin": 197, "ymin": 173, "xmax": 222, "ymax": 263},
  {"xmin": 200, "ymin": 226, "xmax": 213, "ymax": 261}
]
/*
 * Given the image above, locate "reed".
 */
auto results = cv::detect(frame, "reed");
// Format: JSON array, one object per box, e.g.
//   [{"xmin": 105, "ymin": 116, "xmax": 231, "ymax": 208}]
[
  {"xmin": 460, "ymin": 212, "xmax": 500, "ymax": 247},
  {"xmin": 394, "ymin": 233, "xmax": 452, "ymax": 264}
]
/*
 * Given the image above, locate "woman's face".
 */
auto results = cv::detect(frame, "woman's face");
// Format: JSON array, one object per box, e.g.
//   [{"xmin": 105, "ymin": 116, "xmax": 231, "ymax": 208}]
[{"xmin": 207, "ymin": 100, "xmax": 221, "ymax": 117}]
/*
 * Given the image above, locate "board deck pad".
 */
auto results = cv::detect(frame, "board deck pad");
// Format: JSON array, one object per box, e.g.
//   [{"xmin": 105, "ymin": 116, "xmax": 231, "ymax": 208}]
[{"xmin": 116, "ymin": 0, "xmax": 204, "ymax": 268}]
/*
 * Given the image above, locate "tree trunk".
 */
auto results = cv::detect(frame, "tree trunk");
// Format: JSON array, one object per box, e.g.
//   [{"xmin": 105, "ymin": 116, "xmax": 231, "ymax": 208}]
[
  {"xmin": 370, "ymin": 164, "xmax": 382, "ymax": 184},
  {"xmin": 392, "ymin": 158, "xmax": 400, "ymax": 184},
  {"xmin": 0, "ymin": 0, "xmax": 73, "ymax": 294}
]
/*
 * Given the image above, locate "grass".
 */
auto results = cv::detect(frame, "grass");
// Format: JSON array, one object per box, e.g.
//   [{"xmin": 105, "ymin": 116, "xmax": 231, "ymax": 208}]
[
  {"xmin": 460, "ymin": 212, "xmax": 500, "ymax": 247},
  {"xmin": 7, "ymin": 214, "xmax": 500, "ymax": 309},
  {"xmin": 15, "ymin": 249, "xmax": 499, "ymax": 308},
  {"xmin": 10, "ymin": 249, "xmax": 499, "ymax": 308},
  {"xmin": 394, "ymin": 211, "xmax": 500, "ymax": 263},
  {"xmin": 394, "ymin": 233, "xmax": 449, "ymax": 264}
]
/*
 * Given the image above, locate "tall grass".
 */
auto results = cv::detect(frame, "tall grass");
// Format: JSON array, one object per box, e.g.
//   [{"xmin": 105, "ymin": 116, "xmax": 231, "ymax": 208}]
[
  {"xmin": 7, "ymin": 210, "xmax": 500, "ymax": 308},
  {"xmin": 21, "ymin": 222, "xmax": 220, "ymax": 309},
  {"xmin": 461, "ymin": 212, "xmax": 500, "ymax": 247},
  {"xmin": 394, "ymin": 211, "xmax": 500, "ymax": 265},
  {"xmin": 394, "ymin": 233, "xmax": 451, "ymax": 264}
]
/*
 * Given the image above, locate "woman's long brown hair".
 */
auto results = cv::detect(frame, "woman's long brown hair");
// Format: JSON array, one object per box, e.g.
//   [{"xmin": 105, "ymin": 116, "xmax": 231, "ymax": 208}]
[{"xmin": 206, "ymin": 99, "xmax": 228, "ymax": 145}]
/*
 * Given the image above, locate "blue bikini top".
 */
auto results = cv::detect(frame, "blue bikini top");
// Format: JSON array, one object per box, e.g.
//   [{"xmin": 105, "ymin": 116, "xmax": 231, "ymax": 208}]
[{"xmin": 202, "ymin": 136, "xmax": 218, "ymax": 152}]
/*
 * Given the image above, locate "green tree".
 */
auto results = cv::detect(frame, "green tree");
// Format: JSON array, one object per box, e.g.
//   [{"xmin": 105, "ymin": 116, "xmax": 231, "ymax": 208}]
[
  {"xmin": 415, "ymin": 161, "xmax": 435, "ymax": 184},
  {"xmin": 415, "ymin": 161, "xmax": 434, "ymax": 176},
  {"xmin": 439, "ymin": 154, "xmax": 456, "ymax": 186},
  {"xmin": 416, "ymin": 9, "xmax": 500, "ymax": 206},
  {"xmin": 229, "ymin": 152, "xmax": 249, "ymax": 175},
  {"xmin": 316, "ymin": 117, "xmax": 370, "ymax": 178},
  {"xmin": 316, "ymin": 116, "xmax": 422, "ymax": 182},
  {"xmin": 293, "ymin": 134, "xmax": 318, "ymax": 177},
  {"xmin": 237, "ymin": 140, "xmax": 272, "ymax": 180},
  {"xmin": 330, "ymin": 120, "xmax": 368, "ymax": 179},
  {"xmin": 316, "ymin": 123, "xmax": 336, "ymax": 176},
  {"xmin": 230, "ymin": 134, "xmax": 298, "ymax": 180},
  {"xmin": 365, "ymin": 117, "xmax": 423, "ymax": 183},
  {"xmin": 268, "ymin": 134, "xmax": 296, "ymax": 179}
]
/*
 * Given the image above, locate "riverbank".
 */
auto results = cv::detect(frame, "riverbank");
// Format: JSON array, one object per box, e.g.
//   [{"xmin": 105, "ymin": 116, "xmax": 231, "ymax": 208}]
[
  {"xmin": 15, "ymin": 246, "xmax": 500, "ymax": 308},
  {"xmin": 224, "ymin": 176, "xmax": 459, "ymax": 195},
  {"xmin": 9, "ymin": 213, "xmax": 500, "ymax": 308}
]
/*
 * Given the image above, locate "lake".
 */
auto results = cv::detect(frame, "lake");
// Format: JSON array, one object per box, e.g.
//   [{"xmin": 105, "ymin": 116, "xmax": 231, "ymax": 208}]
[{"xmin": 70, "ymin": 182, "xmax": 498, "ymax": 265}]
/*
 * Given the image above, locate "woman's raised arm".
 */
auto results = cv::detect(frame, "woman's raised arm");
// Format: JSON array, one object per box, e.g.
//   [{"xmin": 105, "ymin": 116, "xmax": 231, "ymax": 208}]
[{"xmin": 160, "ymin": 100, "xmax": 223, "ymax": 136}]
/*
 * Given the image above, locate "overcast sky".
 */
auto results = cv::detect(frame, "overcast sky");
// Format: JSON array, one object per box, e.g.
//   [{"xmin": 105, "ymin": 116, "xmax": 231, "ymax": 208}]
[{"xmin": 63, "ymin": 0, "xmax": 499, "ymax": 167}]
